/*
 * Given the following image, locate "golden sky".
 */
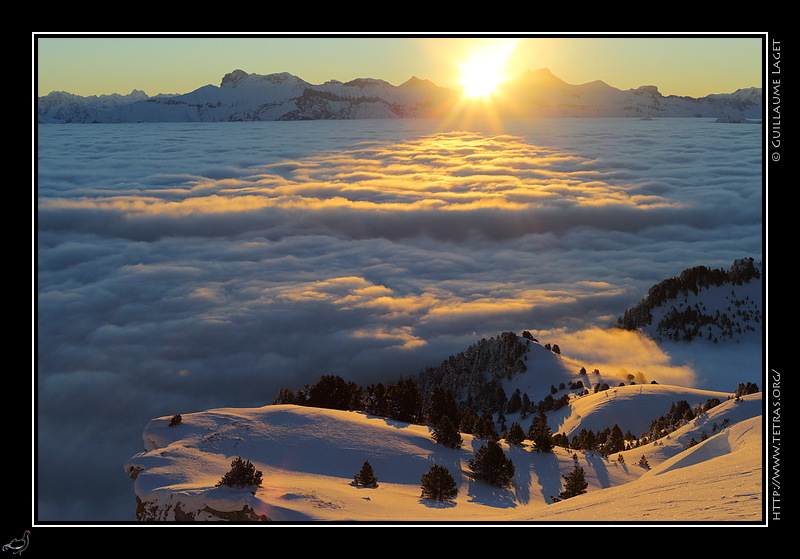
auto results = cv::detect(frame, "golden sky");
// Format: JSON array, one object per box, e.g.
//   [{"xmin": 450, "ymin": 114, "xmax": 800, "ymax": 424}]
[{"xmin": 35, "ymin": 33, "xmax": 764, "ymax": 98}]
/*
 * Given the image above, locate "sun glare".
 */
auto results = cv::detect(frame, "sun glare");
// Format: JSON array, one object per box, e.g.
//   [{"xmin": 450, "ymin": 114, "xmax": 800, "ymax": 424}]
[{"xmin": 458, "ymin": 40, "xmax": 519, "ymax": 99}]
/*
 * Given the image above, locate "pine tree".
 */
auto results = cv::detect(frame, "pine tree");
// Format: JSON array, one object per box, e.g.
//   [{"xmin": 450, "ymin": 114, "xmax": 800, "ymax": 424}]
[
  {"xmin": 603, "ymin": 424, "xmax": 625, "ymax": 455},
  {"xmin": 468, "ymin": 440, "xmax": 515, "ymax": 487},
  {"xmin": 459, "ymin": 412, "xmax": 477, "ymax": 435},
  {"xmin": 497, "ymin": 411, "xmax": 507, "ymax": 433},
  {"xmin": 506, "ymin": 389, "xmax": 522, "ymax": 414},
  {"xmin": 425, "ymin": 386, "xmax": 460, "ymax": 426},
  {"xmin": 505, "ymin": 422, "xmax": 526, "ymax": 446},
  {"xmin": 363, "ymin": 382, "xmax": 388, "ymax": 417},
  {"xmin": 580, "ymin": 428, "xmax": 598, "ymax": 451},
  {"xmin": 556, "ymin": 462, "xmax": 587, "ymax": 500},
  {"xmin": 216, "ymin": 457, "xmax": 263, "ymax": 488},
  {"xmin": 528, "ymin": 413, "xmax": 554, "ymax": 452},
  {"xmin": 420, "ymin": 464, "xmax": 458, "ymax": 502},
  {"xmin": 273, "ymin": 388, "xmax": 296, "ymax": 405},
  {"xmin": 304, "ymin": 374, "xmax": 361, "ymax": 411},
  {"xmin": 473, "ymin": 413, "xmax": 499, "ymax": 441},
  {"xmin": 521, "ymin": 393, "xmax": 531, "ymax": 417},
  {"xmin": 431, "ymin": 416, "xmax": 463, "ymax": 449},
  {"xmin": 353, "ymin": 460, "xmax": 378, "ymax": 488},
  {"xmin": 386, "ymin": 377, "xmax": 421, "ymax": 423}
]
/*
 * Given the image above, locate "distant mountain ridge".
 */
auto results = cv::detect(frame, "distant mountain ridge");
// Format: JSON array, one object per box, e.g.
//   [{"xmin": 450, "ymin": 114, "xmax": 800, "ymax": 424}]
[{"xmin": 37, "ymin": 68, "xmax": 763, "ymax": 123}]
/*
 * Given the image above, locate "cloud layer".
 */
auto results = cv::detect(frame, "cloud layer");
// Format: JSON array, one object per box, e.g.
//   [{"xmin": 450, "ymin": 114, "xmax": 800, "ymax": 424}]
[{"xmin": 36, "ymin": 117, "xmax": 762, "ymax": 520}]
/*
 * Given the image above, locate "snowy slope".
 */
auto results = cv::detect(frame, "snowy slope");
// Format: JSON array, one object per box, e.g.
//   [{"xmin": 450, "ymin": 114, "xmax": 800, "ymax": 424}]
[
  {"xmin": 124, "ymin": 391, "xmax": 762, "ymax": 523},
  {"xmin": 644, "ymin": 273, "xmax": 762, "ymax": 343},
  {"xmin": 550, "ymin": 383, "xmax": 733, "ymax": 438},
  {"xmin": 619, "ymin": 259, "xmax": 763, "ymax": 343},
  {"xmin": 534, "ymin": 414, "xmax": 762, "ymax": 522}
]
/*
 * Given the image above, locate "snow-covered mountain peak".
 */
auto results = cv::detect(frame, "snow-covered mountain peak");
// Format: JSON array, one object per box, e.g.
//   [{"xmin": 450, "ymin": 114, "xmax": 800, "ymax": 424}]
[
  {"xmin": 220, "ymin": 68, "xmax": 250, "ymax": 87},
  {"xmin": 220, "ymin": 69, "xmax": 307, "ymax": 89},
  {"xmin": 400, "ymin": 75, "xmax": 438, "ymax": 88},
  {"xmin": 523, "ymin": 67, "xmax": 565, "ymax": 84},
  {"xmin": 634, "ymin": 84, "xmax": 661, "ymax": 96}
]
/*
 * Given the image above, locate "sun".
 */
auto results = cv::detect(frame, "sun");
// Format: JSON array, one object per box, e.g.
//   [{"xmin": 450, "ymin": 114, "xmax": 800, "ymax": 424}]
[
  {"xmin": 459, "ymin": 58, "xmax": 506, "ymax": 98},
  {"xmin": 457, "ymin": 40, "xmax": 519, "ymax": 99}
]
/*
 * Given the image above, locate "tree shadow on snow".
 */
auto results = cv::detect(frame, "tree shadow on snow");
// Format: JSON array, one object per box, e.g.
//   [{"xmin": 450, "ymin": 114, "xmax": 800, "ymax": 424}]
[
  {"xmin": 584, "ymin": 452, "xmax": 613, "ymax": 489},
  {"xmin": 465, "ymin": 478, "xmax": 517, "ymax": 508},
  {"xmin": 506, "ymin": 445, "xmax": 532, "ymax": 505},
  {"xmin": 531, "ymin": 452, "xmax": 565, "ymax": 504},
  {"xmin": 418, "ymin": 497, "xmax": 458, "ymax": 509}
]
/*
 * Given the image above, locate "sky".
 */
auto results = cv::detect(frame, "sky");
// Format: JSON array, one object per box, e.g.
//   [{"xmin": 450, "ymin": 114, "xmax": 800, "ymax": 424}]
[{"xmin": 34, "ymin": 33, "xmax": 764, "ymax": 99}]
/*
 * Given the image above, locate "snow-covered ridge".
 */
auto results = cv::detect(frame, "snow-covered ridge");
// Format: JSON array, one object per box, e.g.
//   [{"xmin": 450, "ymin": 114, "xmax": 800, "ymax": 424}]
[
  {"xmin": 618, "ymin": 258, "xmax": 763, "ymax": 343},
  {"xmin": 124, "ymin": 390, "xmax": 761, "ymax": 522},
  {"xmin": 38, "ymin": 68, "xmax": 763, "ymax": 123}
]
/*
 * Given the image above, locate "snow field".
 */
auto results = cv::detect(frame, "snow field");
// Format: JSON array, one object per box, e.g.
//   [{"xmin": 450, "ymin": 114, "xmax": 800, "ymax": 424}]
[{"xmin": 126, "ymin": 390, "xmax": 761, "ymax": 522}]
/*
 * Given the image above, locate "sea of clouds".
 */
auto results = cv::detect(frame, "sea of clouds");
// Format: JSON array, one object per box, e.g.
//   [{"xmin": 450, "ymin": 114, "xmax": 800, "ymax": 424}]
[{"xmin": 36, "ymin": 116, "xmax": 763, "ymax": 521}]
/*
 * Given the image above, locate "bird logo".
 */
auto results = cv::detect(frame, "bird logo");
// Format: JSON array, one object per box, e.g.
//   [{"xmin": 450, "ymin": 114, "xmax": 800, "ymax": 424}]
[{"xmin": 2, "ymin": 531, "xmax": 29, "ymax": 555}]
